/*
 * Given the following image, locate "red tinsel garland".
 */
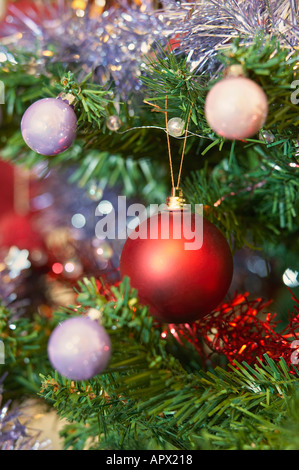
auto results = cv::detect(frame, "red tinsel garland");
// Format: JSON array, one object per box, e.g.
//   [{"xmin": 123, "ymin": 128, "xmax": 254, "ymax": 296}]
[
  {"xmin": 163, "ymin": 290, "xmax": 299, "ymax": 368},
  {"xmin": 94, "ymin": 277, "xmax": 299, "ymax": 369}
]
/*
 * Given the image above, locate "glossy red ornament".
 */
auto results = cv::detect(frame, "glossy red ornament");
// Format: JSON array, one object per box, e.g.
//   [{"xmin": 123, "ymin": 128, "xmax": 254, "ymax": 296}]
[{"xmin": 120, "ymin": 210, "xmax": 233, "ymax": 323}]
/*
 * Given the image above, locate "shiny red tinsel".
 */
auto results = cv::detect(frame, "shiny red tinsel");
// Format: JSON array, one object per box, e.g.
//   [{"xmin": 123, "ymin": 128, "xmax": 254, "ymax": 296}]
[{"xmin": 165, "ymin": 290, "xmax": 299, "ymax": 367}]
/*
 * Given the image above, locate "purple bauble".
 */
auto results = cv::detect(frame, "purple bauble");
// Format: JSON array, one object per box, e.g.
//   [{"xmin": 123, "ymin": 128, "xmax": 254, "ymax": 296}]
[
  {"xmin": 47, "ymin": 316, "xmax": 111, "ymax": 381},
  {"xmin": 21, "ymin": 98, "xmax": 77, "ymax": 156}
]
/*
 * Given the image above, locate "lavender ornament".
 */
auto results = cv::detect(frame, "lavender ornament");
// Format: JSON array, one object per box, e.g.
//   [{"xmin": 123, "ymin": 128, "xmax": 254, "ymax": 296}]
[
  {"xmin": 21, "ymin": 98, "xmax": 77, "ymax": 156},
  {"xmin": 47, "ymin": 316, "xmax": 111, "ymax": 381}
]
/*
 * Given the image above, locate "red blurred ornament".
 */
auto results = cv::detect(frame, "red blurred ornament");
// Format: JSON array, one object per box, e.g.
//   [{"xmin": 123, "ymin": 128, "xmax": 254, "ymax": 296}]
[
  {"xmin": 0, "ymin": 213, "xmax": 44, "ymax": 251},
  {"xmin": 0, "ymin": 161, "xmax": 15, "ymax": 219},
  {"xmin": 120, "ymin": 208, "xmax": 233, "ymax": 323}
]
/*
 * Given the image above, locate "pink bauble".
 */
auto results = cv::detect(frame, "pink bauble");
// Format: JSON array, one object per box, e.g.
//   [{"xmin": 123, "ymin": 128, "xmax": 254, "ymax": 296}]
[
  {"xmin": 21, "ymin": 98, "xmax": 77, "ymax": 156},
  {"xmin": 47, "ymin": 317, "xmax": 111, "ymax": 381},
  {"xmin": 205, "ymin": 76, "xmax": 268, "ymax": 140}
]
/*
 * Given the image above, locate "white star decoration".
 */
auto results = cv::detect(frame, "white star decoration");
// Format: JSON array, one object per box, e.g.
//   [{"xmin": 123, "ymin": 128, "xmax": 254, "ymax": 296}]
[{"xmin": 5, "ymin": 246, "xmax": 31, "ymax": 278}]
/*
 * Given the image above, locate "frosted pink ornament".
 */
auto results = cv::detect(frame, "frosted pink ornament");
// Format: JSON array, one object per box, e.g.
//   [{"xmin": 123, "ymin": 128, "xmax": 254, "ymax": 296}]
[
  {"xmin": 205, "ymin": 76, "xmax": 268, "ymax": 140},
  {"xmin": 21, "ymin": 98, "xmax": 77, "ymax": 156},
  {"xmin": 47, "ymin": 316, "xmax": 111, "ymax": 380}
]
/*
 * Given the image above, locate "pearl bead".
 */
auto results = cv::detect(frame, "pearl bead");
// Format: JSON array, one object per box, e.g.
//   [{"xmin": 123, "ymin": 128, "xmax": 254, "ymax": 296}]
[
  {"xmin": 205, "ymin": 77, "xmax": 268, "ymax": 140},
  {"xmin": 167, "ymin": 117, "xmax": 185, "ymax": 137},
  {"xmin": 259, "ymin": 130, "xmax": 275, "ymax": 143},
  {"xmin": 106, "ymin": 115, "xmax": 122, "ymax": 131}
]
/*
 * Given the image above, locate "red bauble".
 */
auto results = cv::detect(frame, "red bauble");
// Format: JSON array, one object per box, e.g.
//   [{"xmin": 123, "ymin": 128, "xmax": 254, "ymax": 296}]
[
  {"xmin": 0, "ymin": 161, "xmax": 15, "ymax": 218},
  {"xmin": 120, "ymin": 210, "xmax": 233, "ymax": 324},
  {"xmin": 0, "ymin": 213, "xmax": 44, "ymax": 251}
]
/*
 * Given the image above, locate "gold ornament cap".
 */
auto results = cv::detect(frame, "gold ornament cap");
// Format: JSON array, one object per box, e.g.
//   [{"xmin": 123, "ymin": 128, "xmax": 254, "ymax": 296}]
[
  {"xmin": 166, "ymin": 188, "xmax": 185, "ymax": 210},
  {"xmin": 223, "ymin": 64, "xmax": 245, "ymax": 78}
]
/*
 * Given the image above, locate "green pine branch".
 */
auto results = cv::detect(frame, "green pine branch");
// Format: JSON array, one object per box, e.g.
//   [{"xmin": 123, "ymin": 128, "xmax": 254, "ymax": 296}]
[
  {"xmin": 36, "ymin": 277, "xmax": 299, "ymax": 450},
  {"xmin": 183, "ymin": 141, "xmax": 299, "ymax": 251},
  {"xmin": 2, "ymin": 274, "xmax": 299, "ymax": 450},
  {"xmin": 0, "ymin": 35, "xmax": 298, "ymax": 213},
  {"xmin": 217, "ymin": 35, "xmax": 299, "ymax": 137},
  {"xmin": 141, "ymin": 43, "xmax": 207, "ymax": 130},
  {"xmin": 0, "ymin": 303, "xmax": 51, "ymax": 397}
]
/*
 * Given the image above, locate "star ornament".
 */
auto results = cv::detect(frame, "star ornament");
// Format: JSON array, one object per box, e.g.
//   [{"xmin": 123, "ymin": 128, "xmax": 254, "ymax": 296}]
[{"xmin": 5, "ymin": 246, "xmax": 31, "ymax": 278}]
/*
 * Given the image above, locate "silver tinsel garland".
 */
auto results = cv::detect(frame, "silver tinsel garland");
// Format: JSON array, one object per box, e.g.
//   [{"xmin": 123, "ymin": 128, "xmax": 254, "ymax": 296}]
[
  {"xmin": 0, "ymin": 373, "xmax": 51, "ymax": 450},
  {"xmin": 162, "ymin": 0, "xmax": 299, "ymax": 72},
  {"xmin": 0, "ymin": 0, "xmax": 298, "ymax": 91}
]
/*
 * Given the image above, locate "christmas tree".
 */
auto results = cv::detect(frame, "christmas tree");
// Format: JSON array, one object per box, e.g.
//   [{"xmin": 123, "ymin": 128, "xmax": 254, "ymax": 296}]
[{"xmin": 0, "ymin": 0, "xmax": 299, "ymax": 451}]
